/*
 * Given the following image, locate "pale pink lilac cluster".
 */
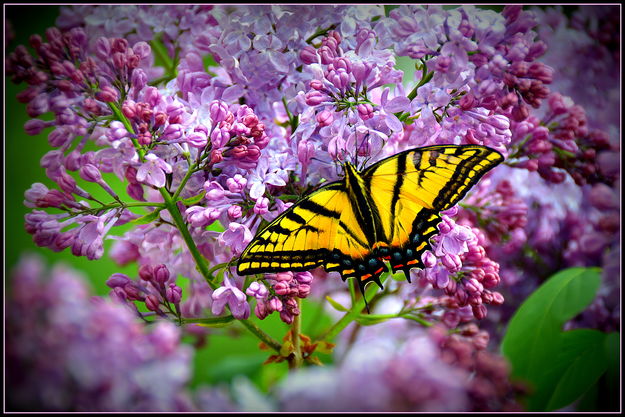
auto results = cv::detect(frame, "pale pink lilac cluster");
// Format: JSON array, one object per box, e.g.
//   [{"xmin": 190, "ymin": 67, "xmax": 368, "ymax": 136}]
[
  {"xmin": 6, "ymin": 255, "xmax": 194, "ymax": 411},
  {"xmin": 7, "ymin": 4, "xmax": 620, "ymax": 412}
]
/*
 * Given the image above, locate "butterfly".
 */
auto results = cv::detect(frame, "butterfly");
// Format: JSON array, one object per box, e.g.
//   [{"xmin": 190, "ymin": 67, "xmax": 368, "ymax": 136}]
[{"xmin": 236, "ymin": 145, "xmax": 504, "ymax": 294}]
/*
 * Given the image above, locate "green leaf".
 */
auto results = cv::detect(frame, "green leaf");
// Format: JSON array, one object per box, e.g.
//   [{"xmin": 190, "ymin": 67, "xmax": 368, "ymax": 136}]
[
  {"xmin": 131, "ymin": 208, "xmax": 163, "ymax": 224},
  {"xmin": 325, "ymin": 295, "xmax": 349, "ymax": 312},
  {"xmin": 180, "ymin": 191, "xmax": 206, "ymax": 206},
  {"xmin": 354, "ymin": 313, "xmax": 393, "ymax": 326},
  {"xmin": 542, "ymin": 329, "xmax": 609, "ymax": 411},
  {"xmin": 501, "ymin": 267, "xmax": 603, "ymax": 411}
]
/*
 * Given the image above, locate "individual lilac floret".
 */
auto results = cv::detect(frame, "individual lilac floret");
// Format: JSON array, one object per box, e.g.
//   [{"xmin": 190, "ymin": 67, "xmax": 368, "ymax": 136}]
[{"xmin": 211, "ymin": 276, "xmax": 250, "ymax": 320}]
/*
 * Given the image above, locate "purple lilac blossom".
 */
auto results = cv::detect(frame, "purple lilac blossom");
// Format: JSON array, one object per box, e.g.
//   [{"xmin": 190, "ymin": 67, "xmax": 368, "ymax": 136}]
[{"xmin": 7, "ymin": 255, "xmax": 194, "ymax": 411}]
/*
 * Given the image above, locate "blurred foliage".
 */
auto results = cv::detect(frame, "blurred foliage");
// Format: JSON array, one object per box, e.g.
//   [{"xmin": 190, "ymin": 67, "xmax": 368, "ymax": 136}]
[{"xmin": 501, "ymin": 267, "xmax": 619, "ymax": 411}]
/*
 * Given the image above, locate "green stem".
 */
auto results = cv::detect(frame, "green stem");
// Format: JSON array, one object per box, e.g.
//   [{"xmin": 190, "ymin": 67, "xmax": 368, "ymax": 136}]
[
  {"xmin": 315, "ymin": 278, "xmax": 383, "ymax": 342},
  {"xmin": 180, "ymin": 315, "xmax": 235, "ymax": 325},
  {"xmin": 107, "ymin": 102, "xmax": 145, "ymax": 161},
  {"xmin": 289, "ymin": 298, "xmax": 303, "ymax": 369}
]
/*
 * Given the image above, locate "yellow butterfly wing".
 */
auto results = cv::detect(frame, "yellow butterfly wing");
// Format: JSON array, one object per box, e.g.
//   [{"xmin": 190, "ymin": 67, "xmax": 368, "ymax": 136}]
[
  {"xmin": 236, "ymin": 182, "xmax": 369, "ymax": 276},
  {"xmin": 363, "ymin": 145, "xmax": 504, "ymax": 276}
]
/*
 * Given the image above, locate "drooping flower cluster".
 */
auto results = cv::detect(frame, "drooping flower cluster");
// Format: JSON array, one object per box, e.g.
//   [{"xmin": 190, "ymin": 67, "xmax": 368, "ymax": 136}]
[{"xmin": 6, "ymin": 255, "xmax": 194, "ymax": 411}]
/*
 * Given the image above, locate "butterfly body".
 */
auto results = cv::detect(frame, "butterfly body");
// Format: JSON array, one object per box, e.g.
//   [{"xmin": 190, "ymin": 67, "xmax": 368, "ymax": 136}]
[{"xmin": 236, "ymin": 145, "xmax": 504, "ymax": 293}]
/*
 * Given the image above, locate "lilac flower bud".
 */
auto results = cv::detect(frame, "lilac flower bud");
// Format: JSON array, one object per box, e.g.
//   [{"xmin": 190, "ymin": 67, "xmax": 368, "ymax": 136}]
[
  {"xmin": 153, "ymin": 264, "xmax": 170, "ymax": 285},
  {"xmin": 299, "ymin": 46, "xmax": 319, "ymax": 64},
  {"xmin": 274, "ymin": 272, "xmax": 293, "ymax": 282},
  {"xmin": 316, "ymin": 110, "xmax": 333, "ymax": 127},
  {"xmin": 131, "ymin": 68, "xmax": 148, "ymax": 90},
  {"xmin": 280, "ymin": 310, "xmax": 294, "ymax": 324},
  {"xmin": 79, "ymin": 164, "xmax": 102, "ymax": 183},
  {"xmin": 327, "ymin": 68, "xmax": 350, "ymax": 90},
  {"xmin": 132, "ymin": 41, "xmax": 151, "ymax": 59},
  {"xmin": 166, "ymin": 283, "xmax": 182, "ymax": 304},
  {"xmin": 54, "ymin": 169, "xmax": 77, "ymax": 194},
  {"xmin": 106, "ymin": 273, "xmax": 131, "ymax": 288},
  {"xmin": 255, "ymin": 302, "xmax": 269, "ymax": 320},
  {"xmin": 422, "ymin": 251, "xmax": 437, "ymax": 268},
  {"xmin": 297, "ymin": 284, "xmax": 311, "ymax": 298},
  {"xmin": 309, "ymin": 79, "xmax": 325, "ymax": 91},
  {"xmin": 226, "ymin": 174, "xmax": 247, "ymax": 193},
  {"xmin": 295, "ymin": 271, "xmax": 313, "ymax": 284},
  {"xmin": 351, "ymin": 61, "xmax": 371, "ymax": 84},
  {"xmin": 209, "ymin": 100, "xmax": 229, "ymax": 123},
  {"xmin": 267, "ymin": 297, "xmax": 283, "ymax": 312},
  {"xmin": 246, "ymin": 145, "xmax": 261, "ymax": 161},
  {"xmin": 227, "ymin": 205, "xmax": 242, "ymax": 219},
  {"xmin": 95, "ymin": 86, "xmax": 119, "ymax": 103},
  {"xmin": 186, "ymin": 132, "xmax": 208, "ymax": 149},
  {"xmin": 472, "ymin": 304, "xmax": 487, "ymax": 320},
  {"xmin": 246, "ymin": 281, "xmax": 269, "ymax": 299},
  {"xmin": 254, "ymin": 197, "xmax": 269, "ymax": 215},
  {"xmin": 139, "ymin": 264, "xmax": 154, "ymax": 281},
  {"xmin": 273, "ymin": 281, "xmax": 290, "ymax": 296},
  {"xmin": 211, "ymin": 127, "xmax": 230, "ymax": 148},
  {"xmin": 162, "ymin": 124, "xmax": 183, "ymax": 141},
  {"xmin": 305, "ymin": 90, "xmax": 326, "ymax": 106},
  {"xmin": 123, "ymin": 282, "xmax": 144, "ymax": 301},
  {"xmin": 126, "ymin": 183, "xmax": 145, "ymax": 201},
  {"xmin": 145, "ymin": 294, "xmax": 161, "ymax": 312},
  {"xmin": 204, "ymin": 181, "xmax": 225, "ymax": 201},
  {"xmin": 24, "ymin": 119, "xmax": 48, "ymax": 135},
  {"xmin": 357, "ymin": 103, "xmax": 374, "ymax": 120},
  {"xmin": 442, "ymin": 253, "xmax": 462, "ymax": 273},
  {"xmin": 491, "ymin": 291, "xmax": 505, "ymax": 305},
  {"xmin": 109, "ymin": 120, "xmax": 128, "ymax": 140}
]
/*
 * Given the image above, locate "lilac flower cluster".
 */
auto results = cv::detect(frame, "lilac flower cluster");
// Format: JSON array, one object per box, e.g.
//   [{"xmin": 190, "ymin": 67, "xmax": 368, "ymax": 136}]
[
  {"xmin": 6, "ymin": 255, "xmax": 194, "ymax": 411},
  {"xmin": 274, "ymin": 321, "xmax": 523, "ymax": 412}
]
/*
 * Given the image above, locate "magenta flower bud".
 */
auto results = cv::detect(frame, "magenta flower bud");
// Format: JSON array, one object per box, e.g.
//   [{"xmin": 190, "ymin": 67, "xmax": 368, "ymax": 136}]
[
  {"xmin": 79, "ymin": 164, "xmax": 102, "ymax": 183},
  {"xmin": 304, "ymin": 90, "xmax": 328, "ymax": 106},
  {"xmin": 351, "ymin": 61, "xmax": 371, "ymax": 84},
  {"xmin": 127, "ymin": 51, "xmax": 140, "ymax": 69},
  {"xmin": 299, "ymin": 45, "xmax": 319, "ymax": 64},
  {"xmin": 357, "ymin": 103, "xmax": 374, "ymax": 120},
  {"xmin": 318, "ymin": 45, "xmax": 335, "ymax": 65},
  {"xmin": 442, "ymin": 310, "xmax": 460, "ymax": 328},
  {"xmin": 465, "ymin": 278, "xmax": 484, "ymax": 294},
  {"xmin": 316, "ymin": 110, "xmax": 333, "ymax": 127},
  {"xmin": 126, "ymin": 183, "xmax": 145, "ymax": 201},
  {"xmin": 154, "ymin": 264, "xmax": 170, "ymax": 285},
  {"xmin": 131, "ymin": 68, "xmax": 148, "ymax": 90},
  {"xmin": 95, "ymin": 85, "xmax": 119, "ymax": 103},
  {"xmin": 109, "ymin": 121, "xmax": 128, "ymax": 140},
  {"xmin": 442, "ymin": 253, "xmax": 462, "ymax": 272},
  {"xmin": 111, "ymin": 38, "xmax": 128, "ymax": 53},
  {"xmin": 153, "ymin": 112, "xmax": 167, "ymax": 128},
  {"xmin": 309, "ymin": 79, "xmax": 325, "ymax": 91},
  {"xmin": 123, "ymin": 283, "xmax": 144, "ymax": 301},
  {"xmin": 297, "ymin": 284, "xmax": 311, "ymax": 298},
  {"xmin": 210, "ymin": 149, "xmax": 224, "ymax": 164},
  {"xmin": 472, "ymin": 304, "xmax": 487, "ymax": 320},
  {"xmin": 295, "ymin": 271, "xmax": 313, "ymax": 284},
  {"xmin": 209, "ymin": 100, "xmax": 229, "ymax": 123},
  {"xmin": 24, "ymin": 119, "xmax": 48, "ymax": 135},
  {"xmin": 210, "ymin": 127, "xmax": 230, "ymax": 148},
  {"xmin": 273, "ymin": 281, "xmax": 290, "ymax": 296},
  {"xmin": 422, "ymin": 251, "xmax": 437, "ymax": 268},
  {"xmin": 246, "ymin": 281, "xmax": 269, "ymax": 299},
  {"xmin": 245, "ymin": 145, "xmax": 261, "ymax": 161},
  {"xmin": 54, "ymin": 169, "xmax": 76, "ymax": 194},
  {"xmin": 227, "ymin": 205, "xmax": 242, "ymax": 219},
  {"xmin": 275, "ymin": 272, "xmax": 293, "ymax": 282},
  {"xmin": 162, "ymin": 124, "xmax": 183, "ymax": 140},
  {"xmin": 139, "ymin": 264, "xmax": 154, "ymax": 281},
  {"xmin": 112, "ymin": 286, "xmax": 128, "ymax": 302},
  {"xmin": 226, "ymin": 174, "xmax": 247, "ymax": 193},
  {"xmin": 280, "ymin": 310, "xmax": 294, "ymax": 324},
  {"xmin": 166, "ymin": 283, "xmax": 182, "ymax": 304},
  {"xmin": 333, "ymin": 57, "xmax": 352, "ymax": 73},
  {"xmin": 254, "ymin": 302, "xmax": 269, "ymax": 320},
  {"xmin": 204, "ymin": 181, "xmax": 225, "ymax": 201},
  {"xmin": 186, "ymin": 131, "xmax": 207, "ymax": 148},
  {"xmin": 106, "ymin": 273, "xmax": 131, "ymax": 288},
  {"xmin": 145, "ymin": 294, "xmax": 161, "ymax": 312},
  {"xmin": 267, "ymin": 297, "xmax": 283, "ymax": 312},
  {"xmin": 254, "ymin": 197, "xmax": 270, "ymax": 215}
]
